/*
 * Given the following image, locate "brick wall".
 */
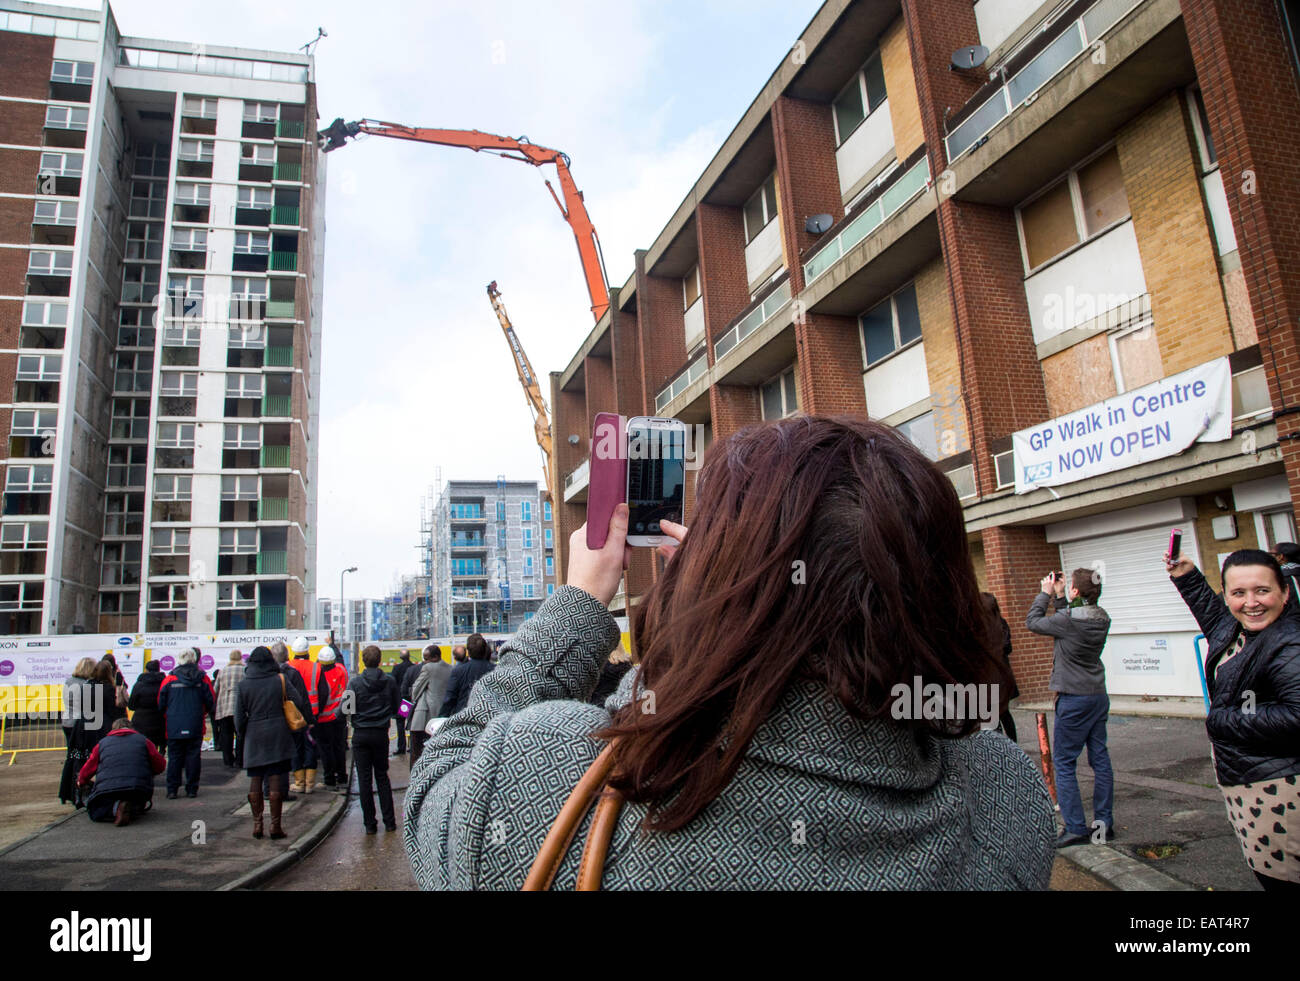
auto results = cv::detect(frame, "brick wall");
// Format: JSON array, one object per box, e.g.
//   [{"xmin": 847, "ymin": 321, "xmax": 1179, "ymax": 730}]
[
  {"xmin": 0, "ymin": 30, "xmax": 55, "ymax": 101},
  {"xmin": 584, "ymin": 355, "xmax": 615, "ymax": 421},
  {"xmin": 880, "ymin": 15, "xmax": 925, "ymax": 161},
  {"xmin": 915, "ymin": 257, "xmax": 969, "ymax": 454},
  {"xmin": 981, "ymin": 525, "xmax": 1060, "ymax": 697},
  {"xmin": 0, "ymin": 148, "xmax": 40, "ymax": 194},
  {"xmin": 637, "ymin": 269, "xmax": 687, "ymax": 400},
  {"xmin": 939, "ymin": 200, "xmax": 1049, "ymax": 493},
  {"xmin": 709, "ymin": 383, "xmax": 762, "ymax": 442},
  {"xmin": 903, "ymin": 0, "xmax": 1050, "ymax": 494},
  {"xmin": 0, "ymin": 299, "xmax": 20, "ymax": 348},
  {"xmin": 1116, "ymin": 92, "xmax": 1234, "ymax": 373},
  {"xmin": 795, "ymin": 313, "xmax": 866, "ymax": 416},
  {"xmin": 0, "ymin": 245, "xmax": 27, "ymax": 295},
  {"xmin": 900, "ymin": 0, "xmax": 985, "ymax": 164},
  {"xmin": 772, "ymin": 95, "xmax": 843, "ymax": 294},
  {"xmin": 0, "ymin": 99, "xmax": 43, "ymax": 147},
  {"xmin": 1190, "ymin": 492, "xmax": 1258, "ymax": 593},
  {"xmin": 1181, "ymin": 0, "xmax": 1300, "ymax": 532},
  {"xmin": 610, "ymin": 303, "xmax": 643, "ymax": 419},
  {"xmin": 551, "ymin": 377, "xmax": 586, "ymax": 584},
  {"xmin": 696, "ymin": 203, "xmax": 749, "ymax": 360}
]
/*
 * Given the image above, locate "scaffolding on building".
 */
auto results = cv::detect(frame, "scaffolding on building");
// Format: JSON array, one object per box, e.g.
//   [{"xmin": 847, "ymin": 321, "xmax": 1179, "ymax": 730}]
[{"xmin": 497, "ymin": 474, "xmax": 510, "ymax": 624}]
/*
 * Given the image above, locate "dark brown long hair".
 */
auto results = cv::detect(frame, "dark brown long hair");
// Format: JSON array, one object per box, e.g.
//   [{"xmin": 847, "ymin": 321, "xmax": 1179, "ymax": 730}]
[{"xmin": 597, "ymin": 415, "xmax": 1009, "ymax": 832}]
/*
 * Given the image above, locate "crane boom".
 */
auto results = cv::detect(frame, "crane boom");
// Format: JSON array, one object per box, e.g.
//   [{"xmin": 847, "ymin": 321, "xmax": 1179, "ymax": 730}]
[
  {"xmin": 486, "ymin": 281, "xmax": 554, "ymax": 502},
  {"xmin": 318, "ymin": 117, "xmax": 609, "ymax": 323}
]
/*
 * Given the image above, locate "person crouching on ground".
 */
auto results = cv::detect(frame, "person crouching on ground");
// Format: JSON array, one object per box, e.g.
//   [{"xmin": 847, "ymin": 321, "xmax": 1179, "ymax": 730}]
[
  {"xmin": 77, "ymin": 717, "xmax": 165, "ymax": 826},
  {"xmin": 1026, "ymin": 568, "xmax": 1113, "ymax": 847},
  {"xmin": 405, "ymin": 415, "xmax": 1055, "ymax": 890},
  {"xmin": 346, "ymin": 645, "xmax": 400, "ymax": 834},
  {"xmin": 1168, "ymin": 548, "xmax": 1300, "ymax": 891},
  {"xmin": 235, "ymin": 646, "xmax": 308, "ymax": 840}
]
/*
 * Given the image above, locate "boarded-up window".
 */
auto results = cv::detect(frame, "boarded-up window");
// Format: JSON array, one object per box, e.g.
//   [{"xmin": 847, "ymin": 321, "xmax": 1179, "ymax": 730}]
[
  {"xmin": 1077, "ymin": 148, "xmax": 1129, "ymax": 237},
  {"xmin": 1021, "ymin": 180, "xmax": 1079, "ymax": 269}
]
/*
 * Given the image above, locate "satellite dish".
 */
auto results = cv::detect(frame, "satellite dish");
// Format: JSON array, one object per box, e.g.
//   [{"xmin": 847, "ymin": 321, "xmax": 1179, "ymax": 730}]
[
  {"xmin": 805, "ymin": 213, "xmax": 834, "ymax": 235},
  {"xmin": 951, "ymin": 44, "xmax": 989, "ymax": 70}
]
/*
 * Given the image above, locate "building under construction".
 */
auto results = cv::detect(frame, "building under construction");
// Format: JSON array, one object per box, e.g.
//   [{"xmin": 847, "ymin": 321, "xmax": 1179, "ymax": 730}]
[{"xmin": 427, "ymin": 477, "xmax": 556, "ymax": 637}]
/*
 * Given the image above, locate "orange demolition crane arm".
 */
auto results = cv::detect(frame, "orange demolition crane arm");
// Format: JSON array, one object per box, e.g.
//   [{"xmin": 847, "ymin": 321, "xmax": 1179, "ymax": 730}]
[
  {"xmin": 486, "ymin": 281, "xmax": 554, "ymax": 502},
  {"xmin": 318, "ymin": 117, "xmax": 609, "ymax": 323}
]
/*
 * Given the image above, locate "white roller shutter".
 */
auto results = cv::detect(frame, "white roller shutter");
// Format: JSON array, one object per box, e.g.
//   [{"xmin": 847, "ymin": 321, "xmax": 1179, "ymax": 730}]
[{"xmin": 1058, "ymin": 525, "xmax": 1202, "ymax": 635}]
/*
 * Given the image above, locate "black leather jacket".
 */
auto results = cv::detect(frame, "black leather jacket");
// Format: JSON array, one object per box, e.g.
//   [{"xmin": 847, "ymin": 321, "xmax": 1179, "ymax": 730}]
[{"xmin": 1173, "ymin": 568, "xmax": 1300, "ymax": 786}]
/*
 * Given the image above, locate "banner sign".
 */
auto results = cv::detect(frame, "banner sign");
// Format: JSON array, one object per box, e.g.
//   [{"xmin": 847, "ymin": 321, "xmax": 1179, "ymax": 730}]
[
  {"xmin": 0, "ymin": 631, "xmax": 331, "ymax": 694},
  {"xmin": 1012, "ymin": 357, "xmax": 1232, "ymax": 494}
]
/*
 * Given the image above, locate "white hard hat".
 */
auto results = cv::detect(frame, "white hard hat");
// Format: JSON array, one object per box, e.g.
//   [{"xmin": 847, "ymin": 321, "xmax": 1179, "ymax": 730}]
[
  {"xmin": 290, "ymin": 636, "xmax": 310, "ymax": 653},
  {"xmin": 317, "ymin": 648, "xmax": 336, "ymax": 663}
]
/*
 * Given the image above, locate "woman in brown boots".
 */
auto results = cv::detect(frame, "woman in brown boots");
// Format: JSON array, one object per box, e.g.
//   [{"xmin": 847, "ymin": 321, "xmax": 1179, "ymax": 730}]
[{"xmin": 235, "ymin": 646, "xmax": 308, "ymax": 839}]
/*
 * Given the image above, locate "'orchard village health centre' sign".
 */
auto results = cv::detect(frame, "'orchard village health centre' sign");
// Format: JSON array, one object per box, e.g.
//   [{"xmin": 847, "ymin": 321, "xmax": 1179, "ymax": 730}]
[{"xmin": 1012, "ymin": 357, "xmax": 1233, "ymax": 494}]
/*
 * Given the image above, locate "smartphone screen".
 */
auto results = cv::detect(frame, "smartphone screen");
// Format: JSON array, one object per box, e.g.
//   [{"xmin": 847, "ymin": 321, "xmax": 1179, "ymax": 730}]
[
  {"xmin": 1168, "ymin": 529, "xmax": 1182, "ymax": 560},
  {"xmin": 626, "ymin": 418, "xmax": 685, "ymax": 543}
]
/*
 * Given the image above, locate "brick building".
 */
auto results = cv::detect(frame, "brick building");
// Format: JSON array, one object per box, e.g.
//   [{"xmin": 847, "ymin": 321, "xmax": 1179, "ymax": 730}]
[
  {"xmin": 551, "ymin": 0, "xmax": 1300, "ymax": 708},
  {"xmin": 0, "ymin": 1, "xmax": 324, "ymax": 634}
]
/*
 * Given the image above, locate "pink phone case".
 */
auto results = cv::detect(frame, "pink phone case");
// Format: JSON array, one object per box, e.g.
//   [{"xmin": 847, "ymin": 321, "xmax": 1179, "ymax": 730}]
[
  {"xmin": 1168, "ymin": 528, "xmax": 1182, "ymax": 559},
  {"xmin": 586, "ymin": 412, "xmax": 626, "ymax": 549}
]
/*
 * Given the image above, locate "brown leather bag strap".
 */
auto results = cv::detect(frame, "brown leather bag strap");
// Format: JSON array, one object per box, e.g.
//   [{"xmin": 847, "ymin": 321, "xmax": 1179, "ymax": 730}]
[
  {"xmin": 576, "ymin": 786, "xmax": 625, "ymax": 890},
  {"xmin": 522, "ymin": 741, "xmax": 621, "ymax": 891}
]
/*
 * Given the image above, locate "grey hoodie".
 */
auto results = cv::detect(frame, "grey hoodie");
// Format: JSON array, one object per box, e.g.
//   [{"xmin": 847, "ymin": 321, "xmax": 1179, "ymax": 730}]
[{"xmin": 1026, "ymin": 592, "xmax": 1111, "ymax": 695}]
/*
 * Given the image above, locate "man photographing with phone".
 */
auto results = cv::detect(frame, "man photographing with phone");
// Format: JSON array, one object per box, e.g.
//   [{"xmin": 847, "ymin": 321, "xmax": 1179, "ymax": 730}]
[{"xmin": 1026, "ymin": 568, "xmax": 1114, "ymax": 848}]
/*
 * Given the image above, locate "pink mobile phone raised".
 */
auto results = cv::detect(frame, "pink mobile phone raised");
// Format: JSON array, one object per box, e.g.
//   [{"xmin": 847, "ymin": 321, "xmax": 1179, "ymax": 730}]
[
  {"xmin": 586, "ymin": 412, "xmax": 626, "ymax": 549},
  {"xmin": 1167, "ymin": 528, "xmax": 1182, "ymax": 560}
]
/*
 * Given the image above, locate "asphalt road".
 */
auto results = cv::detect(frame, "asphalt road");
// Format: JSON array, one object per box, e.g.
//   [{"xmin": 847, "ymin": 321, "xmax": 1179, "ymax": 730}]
[{"xmin": 268, "ymin": 752, "xmax": 416, "ymax": 890}]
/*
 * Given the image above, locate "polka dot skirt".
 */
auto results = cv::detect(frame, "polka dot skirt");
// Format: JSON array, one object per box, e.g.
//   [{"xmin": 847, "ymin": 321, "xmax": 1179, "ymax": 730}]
[{"xmin": 1221, "ymin": 773, "xmax": 1300, "ymax": 884}]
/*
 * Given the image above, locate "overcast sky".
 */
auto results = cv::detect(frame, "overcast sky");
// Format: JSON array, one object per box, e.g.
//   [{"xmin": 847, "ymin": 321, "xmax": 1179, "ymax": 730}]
[{"xmin": 58, "ymin": 0, "xmax": 824, "ymax": 599}]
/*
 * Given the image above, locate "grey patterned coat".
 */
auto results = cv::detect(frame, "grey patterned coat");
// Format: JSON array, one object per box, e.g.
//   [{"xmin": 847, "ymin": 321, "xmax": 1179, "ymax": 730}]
[{"xmin": 405, "ymin": 587, "xmax": 1055, "ymax": 890}]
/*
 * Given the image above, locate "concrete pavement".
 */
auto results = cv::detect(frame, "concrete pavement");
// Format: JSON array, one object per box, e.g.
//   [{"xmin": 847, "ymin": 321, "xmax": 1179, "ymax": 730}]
[
  {"xmin": 1007, "ymin": 706, "xmax": 1261, "ymax": 891},
  {"xmin": 0, "ymin": 749, "xmax": 345, "ymax": 890},
  {"xmin": 0, "ymin": 709, "xmax": 1264, "ymax": 891}
]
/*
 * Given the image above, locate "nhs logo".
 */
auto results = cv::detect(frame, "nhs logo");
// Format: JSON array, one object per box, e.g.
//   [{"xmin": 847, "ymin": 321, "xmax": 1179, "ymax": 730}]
[{"xmin": 1023, "ymin": 461, "xmax": 1052, "ymax": 483}]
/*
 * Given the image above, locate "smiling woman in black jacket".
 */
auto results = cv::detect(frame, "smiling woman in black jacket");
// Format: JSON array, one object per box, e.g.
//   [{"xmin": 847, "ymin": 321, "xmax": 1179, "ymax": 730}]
[{"xmin": 1169, "ymin": 549, "xmax": 1300, "ymax": 891}]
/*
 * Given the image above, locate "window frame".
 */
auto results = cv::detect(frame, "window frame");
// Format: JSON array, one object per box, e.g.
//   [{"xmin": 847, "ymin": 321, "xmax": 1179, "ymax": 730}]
[
  {"xmin": 1014, "ymin": 142, "xmax": 1131, "ymax": 276},
  {"xmin": 831, "ymin": 50, "xmax": 888, "ymax": 147},
  {"xmin": 858, "ymin": 281, "xmax": 923, "ymax": 369},
  {"xmin": 742, "ymin": 172, "xmax": 780, "ymax": 243},
  {"xmin": 683, "ymin": 265, "xmax": 701, "ymax": 311},
  {"xmin": 1106, "ymin": 316, "xmax": 1158, "ymax": 395},
  {"xmin": 759, "ymin": 364, "xmax": 800, "ymax": 421}
]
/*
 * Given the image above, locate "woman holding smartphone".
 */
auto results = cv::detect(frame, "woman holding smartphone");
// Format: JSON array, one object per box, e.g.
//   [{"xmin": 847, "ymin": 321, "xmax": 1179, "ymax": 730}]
[
  {"xmin": 405, "ymin": 416, "xmax": 1054, "ymax": 890},
  {"xmin": 1168, "ymin": 549, "xmax": 1300, "ymax": 890}
]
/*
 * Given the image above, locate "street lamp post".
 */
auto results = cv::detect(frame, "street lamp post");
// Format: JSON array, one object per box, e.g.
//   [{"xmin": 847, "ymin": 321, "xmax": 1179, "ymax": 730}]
[{"xmin": 340, "ymin": 565, "xmax": 357, "ymax": 651}]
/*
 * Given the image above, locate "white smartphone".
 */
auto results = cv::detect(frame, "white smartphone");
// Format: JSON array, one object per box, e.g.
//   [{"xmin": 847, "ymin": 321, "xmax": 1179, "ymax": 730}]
[{"xmin": 625, "ymin": 415, "xmax": 687, "ymax": 548}]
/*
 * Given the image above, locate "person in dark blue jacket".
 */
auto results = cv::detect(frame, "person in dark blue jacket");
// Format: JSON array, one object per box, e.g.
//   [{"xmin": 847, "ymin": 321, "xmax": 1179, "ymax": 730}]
[
  {"xmin": 157, "ymin": 649, "xmax": 216, "ymax": 799},
  {"xmin": 438, "ymin": 633, "xmax": 495, "ymax": 717},
  {"xmin": 77, "ymin": 719, "xmax": 166, "ymax": 825}
]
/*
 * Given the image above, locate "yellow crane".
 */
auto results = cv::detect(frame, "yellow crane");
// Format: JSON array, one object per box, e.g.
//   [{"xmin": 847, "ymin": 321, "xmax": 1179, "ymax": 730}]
[{"xmin": 486, "ymin": 281, "xmax": 554, "ymax": 502}]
